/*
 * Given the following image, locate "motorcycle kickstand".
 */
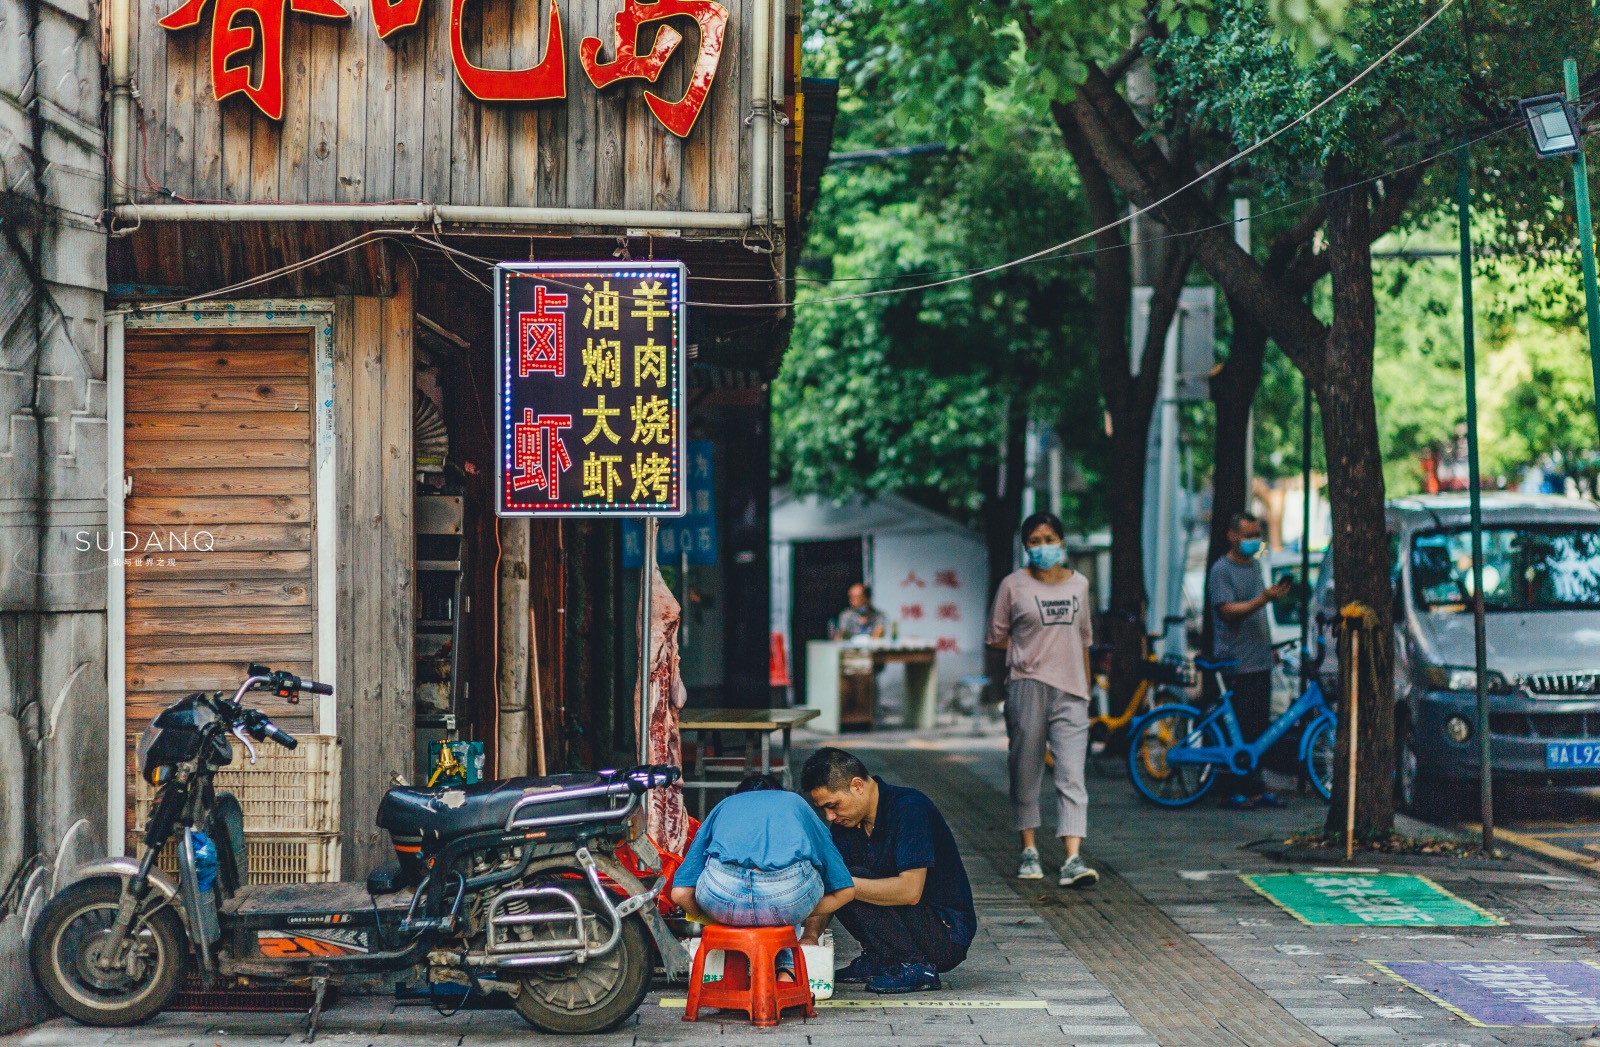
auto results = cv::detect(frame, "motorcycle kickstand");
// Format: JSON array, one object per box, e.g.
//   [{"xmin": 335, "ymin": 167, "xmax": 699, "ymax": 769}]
[{"xmin": 302, "ymin": 973, "xmax": 329, "ymax": 1044}]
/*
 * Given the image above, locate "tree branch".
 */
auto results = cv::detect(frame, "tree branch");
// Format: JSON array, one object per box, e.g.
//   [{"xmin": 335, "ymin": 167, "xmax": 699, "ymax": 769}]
[
  {"xmin": 1055, "ymin": 65, "xmax": 1329, "ymax": 385},
  {"xmin": 1135, "ymin": 242, "xmax": 1192, "ymax": 410}
]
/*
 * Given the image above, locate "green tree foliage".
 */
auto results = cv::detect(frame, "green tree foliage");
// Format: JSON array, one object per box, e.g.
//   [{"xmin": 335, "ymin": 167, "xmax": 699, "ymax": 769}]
[{"xmin": 773, "ymin": 70, "xmax": 1106, "ymax": 528}]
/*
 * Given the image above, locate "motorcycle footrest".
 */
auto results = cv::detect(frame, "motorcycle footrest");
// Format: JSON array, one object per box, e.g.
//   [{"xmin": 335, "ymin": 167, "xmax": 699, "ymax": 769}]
[{"xmin": 399, "ymin": 916, "xmax": 455, "ymax": 934}]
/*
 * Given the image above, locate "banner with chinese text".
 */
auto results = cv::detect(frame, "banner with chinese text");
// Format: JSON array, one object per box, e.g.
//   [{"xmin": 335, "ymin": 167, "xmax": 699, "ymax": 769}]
[{"xmin": 496, "ymin": 262, "xmax": 686, "ymax": 517}]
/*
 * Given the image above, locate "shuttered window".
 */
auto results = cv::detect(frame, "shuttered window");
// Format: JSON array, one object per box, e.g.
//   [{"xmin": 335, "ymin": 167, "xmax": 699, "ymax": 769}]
[{"xmin": 123, "ymin": 329, "xmax": 317, "ymax": 734}]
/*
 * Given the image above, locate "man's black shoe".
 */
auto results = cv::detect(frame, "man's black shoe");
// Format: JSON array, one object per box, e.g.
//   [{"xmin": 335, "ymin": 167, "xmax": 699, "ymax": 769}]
[
  {"xmin": 866, "ymin": 962, "xmax": 941, "ymax": 995},
  {"xmin": 835, "ymin": 955, "xmax": 886, "ymax": 983}
]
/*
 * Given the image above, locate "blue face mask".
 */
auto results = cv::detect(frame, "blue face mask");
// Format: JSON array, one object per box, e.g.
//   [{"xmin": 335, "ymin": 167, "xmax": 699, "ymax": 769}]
[
  {"xmin": 1025, "ymin": 543, "xmax": 1065, "ymax": 570},
  {"xmin": 1238, "ymin": 538, "xmax": 1263, "ymax": 557}
]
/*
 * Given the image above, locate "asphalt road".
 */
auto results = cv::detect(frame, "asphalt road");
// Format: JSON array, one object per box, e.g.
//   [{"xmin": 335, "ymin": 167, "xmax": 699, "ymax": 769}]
[{"xmin": 1454, "ymin": 784, "xmax": 1600, "ymax": 872}]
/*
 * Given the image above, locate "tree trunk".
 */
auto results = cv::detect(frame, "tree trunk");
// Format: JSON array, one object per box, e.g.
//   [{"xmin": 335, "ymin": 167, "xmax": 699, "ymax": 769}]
[
  {"xmin": 1201, "ymin": 297, "xmax": 1268, "ymax": 665},
  {"xmin": 1320, "ymin": 170, "xmax": 1396, "ymax": 836},
  {"xmin": 982, "ymin": 400, "xmax": 1028, "ymax": 698},
  {"xmin": 983, "ymin": 397, "xmax": 1029, "ymax": 602}
]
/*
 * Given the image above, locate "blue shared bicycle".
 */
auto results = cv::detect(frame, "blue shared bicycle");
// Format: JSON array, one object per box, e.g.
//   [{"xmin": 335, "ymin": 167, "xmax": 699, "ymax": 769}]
[{"xmin": 1127, "ymin": 640, "xmax": 1337, "ymax": 807}]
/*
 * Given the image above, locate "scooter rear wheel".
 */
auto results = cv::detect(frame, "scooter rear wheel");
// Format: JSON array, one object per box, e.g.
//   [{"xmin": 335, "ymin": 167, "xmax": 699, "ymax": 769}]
[
  {"xmin": 30, "ymin": 875, "xmax": 187, "ymax": 1026},
  {"xmin": 510, "ymin": 875, "xmax": 652, "ymax": 1035}
]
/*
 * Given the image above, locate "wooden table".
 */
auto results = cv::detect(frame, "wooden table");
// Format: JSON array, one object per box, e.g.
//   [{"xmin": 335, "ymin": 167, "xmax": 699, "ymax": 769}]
[
  {"xmin": 803, "ymin": 641, "xmax": 939, "ymax": 734},
  {"xmin": 677, "ymin": 708, "xmax": 820, "ymax": 813}
]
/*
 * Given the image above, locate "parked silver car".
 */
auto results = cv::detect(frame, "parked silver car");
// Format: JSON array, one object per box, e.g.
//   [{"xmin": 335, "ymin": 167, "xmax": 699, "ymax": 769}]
[{"xmin": 1314, "ymin": 493, "xmax": 1600, "ymax": 819}]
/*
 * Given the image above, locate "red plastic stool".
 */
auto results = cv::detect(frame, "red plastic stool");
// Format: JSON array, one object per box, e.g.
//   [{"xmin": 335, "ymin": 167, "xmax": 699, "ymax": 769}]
[{"xmin": 683, "ymin": 925, "xmax": 815, "ymax": 1027}]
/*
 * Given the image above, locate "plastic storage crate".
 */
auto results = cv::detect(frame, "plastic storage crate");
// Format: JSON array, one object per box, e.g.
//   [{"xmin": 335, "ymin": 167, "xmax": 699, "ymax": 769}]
[
  {"xmin": 131, "ymin": 734, "xmax": 340, "ymax": 835},
  {"xmin": 142, "ymin": 830, "xmax": 342, "ymax": 884}
]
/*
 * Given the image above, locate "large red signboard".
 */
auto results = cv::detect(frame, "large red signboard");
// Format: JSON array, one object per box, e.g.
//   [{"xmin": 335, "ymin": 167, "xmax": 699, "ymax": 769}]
[
  {"xmin": 160, "ymin": 0, "xmax": 728, "ymax": 135},
  {"xmin": 496, "ymin": 262, "xmax": 685, "ymax": 518}
]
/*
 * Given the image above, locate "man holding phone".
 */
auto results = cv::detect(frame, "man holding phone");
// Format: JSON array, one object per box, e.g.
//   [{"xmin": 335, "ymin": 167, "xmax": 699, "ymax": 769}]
[{"xmin": 1209, "ymin": 512, "xmax": 1293, "ymax": 809}]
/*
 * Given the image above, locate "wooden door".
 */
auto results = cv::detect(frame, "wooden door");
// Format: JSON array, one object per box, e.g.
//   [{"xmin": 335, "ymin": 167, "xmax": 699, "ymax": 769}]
[{"xmin": 124, "ymin": 329, "xmax": 317, "ymax": 735}]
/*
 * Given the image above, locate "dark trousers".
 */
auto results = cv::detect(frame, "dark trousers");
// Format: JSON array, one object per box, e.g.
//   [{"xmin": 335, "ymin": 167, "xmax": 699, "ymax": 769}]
[
  {"xmin": 1222, "ymin": 670, "xmax": 1272, "ymax": 795},
  {"xmin": 834, "ymin": 900, "xmax": 968, "ymax": 973}
]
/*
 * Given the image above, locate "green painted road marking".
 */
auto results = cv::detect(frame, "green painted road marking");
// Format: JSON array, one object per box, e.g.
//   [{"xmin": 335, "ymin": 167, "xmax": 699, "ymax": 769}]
[
  {"xmin": 660, "ymin": 998, "xmax": 1050, "ymax": 1009},
  {"xmin": 1240, "ymin": 872, "xmax": 1504, "ymax": 927}
]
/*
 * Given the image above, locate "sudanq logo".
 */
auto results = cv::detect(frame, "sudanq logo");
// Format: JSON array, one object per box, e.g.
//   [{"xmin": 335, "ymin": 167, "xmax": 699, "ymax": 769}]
[{"xmin": 76, "ymin": 530, "xmax": 216, "ymax": 553}]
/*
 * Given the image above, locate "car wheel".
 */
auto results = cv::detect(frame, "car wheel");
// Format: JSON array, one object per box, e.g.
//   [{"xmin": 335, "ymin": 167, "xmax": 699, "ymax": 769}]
[{"xmin": 1396, "ymin": 718, "xmax": 1454, "ymax": 823}]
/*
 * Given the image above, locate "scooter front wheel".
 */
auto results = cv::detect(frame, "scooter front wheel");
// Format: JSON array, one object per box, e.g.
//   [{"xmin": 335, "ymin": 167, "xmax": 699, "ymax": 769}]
[
  {"xmin": 29, "ymin": 875, "xmax": 187, "ymax": 1026},
  {"xmin": 1128, "ymin": 706, "xmax": 1223, "ymax": 808},
  {"xmin": 510, "ymin": 873, "xmax": 652, "ymax": 1035}
]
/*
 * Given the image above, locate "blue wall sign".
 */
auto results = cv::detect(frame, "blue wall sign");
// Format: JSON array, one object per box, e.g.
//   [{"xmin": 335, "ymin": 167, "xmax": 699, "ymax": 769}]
[{"xmin": 624, "ymin": 440, "xmax": 717, "ymax": 566}]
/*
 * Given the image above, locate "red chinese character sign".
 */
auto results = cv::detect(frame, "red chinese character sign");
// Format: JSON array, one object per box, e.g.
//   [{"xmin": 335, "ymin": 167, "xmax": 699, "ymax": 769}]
[
  {"xmin": 160, "ymin": 0, "xmax": 727, "ymax": 135},
  {"xmin": 497, "ymin": 262, "xmax": 685, "ymax": 517}
]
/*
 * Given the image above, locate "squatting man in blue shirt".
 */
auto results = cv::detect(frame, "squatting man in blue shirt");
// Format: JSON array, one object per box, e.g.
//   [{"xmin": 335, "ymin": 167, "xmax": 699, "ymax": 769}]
[{"xmin": 798, "ymin": 747, "xmax": 976, "ymax": 994}]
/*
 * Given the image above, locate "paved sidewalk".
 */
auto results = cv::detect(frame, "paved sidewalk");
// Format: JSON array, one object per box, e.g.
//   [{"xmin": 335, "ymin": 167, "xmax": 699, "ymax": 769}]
[{"xmin": 12, "ymin": 728, "xmax": 1600, "ymax": 1046}]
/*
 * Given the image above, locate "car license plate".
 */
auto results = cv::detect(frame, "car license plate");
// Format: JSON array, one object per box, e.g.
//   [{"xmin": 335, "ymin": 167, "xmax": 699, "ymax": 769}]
[{"xmin": 1546, "ymin": 743, "xmax": 1600, "ymax": 768}]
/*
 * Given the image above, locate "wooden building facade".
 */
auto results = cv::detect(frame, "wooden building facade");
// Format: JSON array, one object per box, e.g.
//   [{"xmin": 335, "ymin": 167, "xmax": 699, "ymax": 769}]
[{"xmin": 105, "ymin": 0, "xmax": 832, "ymax": 878}]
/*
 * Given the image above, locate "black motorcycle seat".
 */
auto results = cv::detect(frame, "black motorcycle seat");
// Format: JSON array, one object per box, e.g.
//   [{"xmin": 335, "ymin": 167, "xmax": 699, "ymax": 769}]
[{"xmin": 376, "ymin": 770, "xmax": 623, "ymax": 847}]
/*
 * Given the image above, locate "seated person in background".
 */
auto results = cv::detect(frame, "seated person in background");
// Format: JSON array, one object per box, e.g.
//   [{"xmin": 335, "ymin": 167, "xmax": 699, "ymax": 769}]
[
  {"xmin": 832, "ymin": 583, "xmax": 887, "ymax": 640},
  {"xmin": 800, "ymin": 747, "xmax": 974, "ymax": 996},
  {"xmin": 670, "ymin": 774, "xmax": 856, "ymax": 982}
]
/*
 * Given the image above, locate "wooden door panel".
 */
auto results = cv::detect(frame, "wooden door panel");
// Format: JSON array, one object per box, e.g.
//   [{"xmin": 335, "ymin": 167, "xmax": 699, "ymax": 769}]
[
  {"xmin": 125, "ymin": 577, "xmax": 312, "ymax": 608},
  {"xmin": 124, "ymin": 329, "xmax": 317, "ymax": 736},
  {"xmin": 126, "ymin": 376, "xmax": 312, "ymax": 413},
  {"xmin": 127, "ymin": 694, "xmax": 314, "ymax": 729},
  {"xmin": 132, "ymin": 469, "xmax": 311, "ymax": 498},
  {"xmin": 127, "ymin": 348, "xmax": 312, "ymax": 378},
  {"xmin": 128, "ymin": 633, "xmax": 313, "ymax": 664},
  {"xmin": 125, "ymin": 550, "xmax": 314, "ymax": 578},
  {"xmin": 126, "ymin": 330, "xmax": 313, "ymax": 353},
  {"xmin": 125, "ymin": 605, "xmax": 312, "ymax": 636},
  {"xmin": 126, "ymin": 411, "xmax": 312, "ymax": 441},
  {"xmin": 127, "ymin": 440, "xmax": 311, "ymax": 470},
  {"xmin": 125, "ymin": 495, "xmax": 312, "ymax": 525}
]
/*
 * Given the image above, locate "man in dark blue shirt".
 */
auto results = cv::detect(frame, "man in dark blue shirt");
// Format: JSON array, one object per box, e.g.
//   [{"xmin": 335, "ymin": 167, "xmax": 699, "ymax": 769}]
[{"xmin": 800, "ymin": 747, "xmax": 974, "ymax": 995}]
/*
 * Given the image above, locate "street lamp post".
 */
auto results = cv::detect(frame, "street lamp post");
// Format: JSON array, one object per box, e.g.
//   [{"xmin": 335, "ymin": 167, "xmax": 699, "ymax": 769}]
[
  {"xmin": 1455, "ymin": 140, "xmax": 1493, "ymax": 855},
  {"xmin": 1520, "ymin": 59, "xmax": 1600, "ymax": 439}
]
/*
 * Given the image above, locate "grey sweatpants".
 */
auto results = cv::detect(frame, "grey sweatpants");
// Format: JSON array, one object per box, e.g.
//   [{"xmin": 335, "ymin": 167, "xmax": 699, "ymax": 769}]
[{"xmin": 1004, "ymin": 679, "xmax": 1089, "ymax": 838}]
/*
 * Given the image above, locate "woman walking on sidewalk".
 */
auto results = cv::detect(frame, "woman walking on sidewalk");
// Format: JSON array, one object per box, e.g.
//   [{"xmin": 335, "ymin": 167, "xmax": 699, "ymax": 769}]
[{"xmin": 987, "ymin": 511, "xmax": 1100, "ymax": 889}]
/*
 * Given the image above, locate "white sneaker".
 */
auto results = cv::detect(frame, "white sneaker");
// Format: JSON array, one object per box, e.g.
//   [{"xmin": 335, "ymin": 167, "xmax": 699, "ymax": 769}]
[
  {"xmin": 1059, "ymin": 854, "xmax": 1099, "ymax": 889},
  {"xmin": 1017, "ymin": 847, "xmax": 1044, "ymax": 880}
]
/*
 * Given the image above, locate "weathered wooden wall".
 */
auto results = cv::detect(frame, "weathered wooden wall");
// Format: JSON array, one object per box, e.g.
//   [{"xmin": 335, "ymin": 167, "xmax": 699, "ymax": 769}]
[
  {"xmin": 130, "ymin": 0, "xmax": 753, "ymax": 211},
  {"xmin": 334, "ymin": 272, "xmax": 415, "ymax": 878}
]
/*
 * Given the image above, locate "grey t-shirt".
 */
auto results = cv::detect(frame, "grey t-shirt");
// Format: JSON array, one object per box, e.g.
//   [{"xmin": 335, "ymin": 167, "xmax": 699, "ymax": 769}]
[{"xmin": 1208, "ymin": 556, "xmax": 1273, "ymax": 674}]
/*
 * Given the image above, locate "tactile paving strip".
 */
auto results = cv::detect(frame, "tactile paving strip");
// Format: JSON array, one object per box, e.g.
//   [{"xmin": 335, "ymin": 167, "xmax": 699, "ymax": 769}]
[{"xmin": 876, "ymin": 749, "xmax": 1330, "ymax": 1047}]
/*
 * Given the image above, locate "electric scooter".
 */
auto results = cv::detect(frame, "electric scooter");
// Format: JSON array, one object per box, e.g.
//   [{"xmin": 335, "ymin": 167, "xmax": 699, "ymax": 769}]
[{"xmin": 29, "ymin": 665, "xmax": 688, "ymax": 1038}]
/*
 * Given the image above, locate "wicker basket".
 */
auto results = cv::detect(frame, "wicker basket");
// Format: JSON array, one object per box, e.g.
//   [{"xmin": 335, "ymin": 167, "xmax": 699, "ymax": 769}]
[
  {"xmin": 131, "ymin": 735, "xmax": 341, "ymax": 835},
  {"xmin": 143, "ymin": 830, "xmax": 342, "ymax": 884}
]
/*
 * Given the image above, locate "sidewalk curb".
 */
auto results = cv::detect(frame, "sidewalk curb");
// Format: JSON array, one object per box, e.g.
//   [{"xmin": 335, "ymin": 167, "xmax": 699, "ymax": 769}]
[{"xmin": 1462, "ymin": 822, "xmax": 1600, "ymax": 880}]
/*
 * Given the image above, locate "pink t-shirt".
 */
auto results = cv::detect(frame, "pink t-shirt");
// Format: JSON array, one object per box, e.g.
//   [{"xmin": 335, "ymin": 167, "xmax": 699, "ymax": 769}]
[{"xmin": 986, "ymin": 569, "xmax": 1094, "ymax": 699}]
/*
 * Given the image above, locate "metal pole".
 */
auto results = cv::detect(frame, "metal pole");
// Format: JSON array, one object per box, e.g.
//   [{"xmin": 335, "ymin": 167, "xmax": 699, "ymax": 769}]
[
  {"xmin": 1345, "ymin": 625, "xmax": 1360, "ymax": 862},
  {"xmin": 639, "ymin": 518, "xmax": 658, "ymax": 767},
  {"xmin": 1458, "ymin": 138, "xmax": 1494, "ymax": 854},
  {"xmin": 1300, "ymin": 376, "xmax": 1312, "ymax": 691},
  {"xmin": 1566, "ymin": 59, "xmax": 1600, "ymax": 443}
]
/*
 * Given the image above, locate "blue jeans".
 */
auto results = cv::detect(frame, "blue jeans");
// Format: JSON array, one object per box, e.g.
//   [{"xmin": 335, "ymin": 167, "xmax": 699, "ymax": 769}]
[{"xmin": 695, "ymin": 858, "xmax": 823, "ymax": 971}]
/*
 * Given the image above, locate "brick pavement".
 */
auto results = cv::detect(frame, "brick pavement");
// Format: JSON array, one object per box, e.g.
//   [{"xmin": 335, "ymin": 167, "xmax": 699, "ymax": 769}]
[{"xmin": 12, "ymin": 728, "xmax": 1600, "ymax": 1046}]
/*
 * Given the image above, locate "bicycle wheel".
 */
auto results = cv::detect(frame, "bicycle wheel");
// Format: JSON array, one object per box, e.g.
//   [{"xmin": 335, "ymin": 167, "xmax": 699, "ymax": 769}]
[
  {"xmin": 1128, "ymin": 706, "xmax": 1223, "ymax": 808},
  {"xmin": 1302, "ymin": 717, "xmax": 1336, "ymax": 801}
]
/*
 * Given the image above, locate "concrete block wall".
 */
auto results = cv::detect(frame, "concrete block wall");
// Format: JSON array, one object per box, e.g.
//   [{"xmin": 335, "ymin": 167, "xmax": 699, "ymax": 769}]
[{"xmin": 0, "ymin": 0, "xmax": 109, "ymax": 1029}]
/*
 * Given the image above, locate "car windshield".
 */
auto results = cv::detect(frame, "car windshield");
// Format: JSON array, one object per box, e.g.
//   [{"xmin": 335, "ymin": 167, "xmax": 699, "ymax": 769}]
[{"xmin": 1411, "ymin": 525, "xmax": 1600, "ymax": 612}]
